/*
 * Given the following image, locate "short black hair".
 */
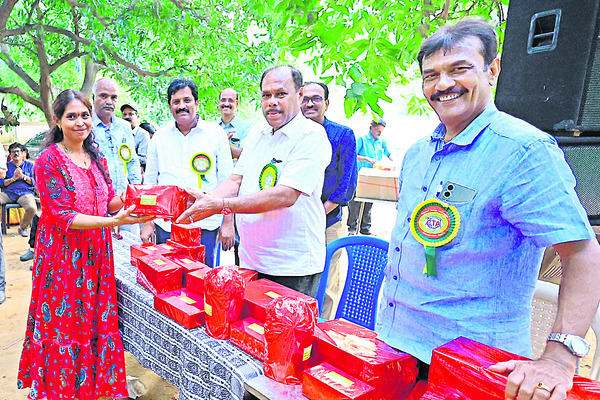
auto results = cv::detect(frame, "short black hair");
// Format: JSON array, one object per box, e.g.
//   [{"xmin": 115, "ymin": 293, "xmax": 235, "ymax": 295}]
[
  {"xmin": 167, "ymin": 79, "xmax": 199, "ymax": 104},
  {"xmin": 260, "ymin": 66, "xmax": 303, "ymax": 92},
  {"xmin": 417, "ymin": 18, "xmax": 498, "ymax": 71},
  {"xmin": 8, "ymin": 142, "xmax": 26, "ymax": 153},
  {"xmin": 303, "ymin": 82, "xmax": 329, "ymax": 100},
  {"xmin": 219, "ymin": 88, "xmax": 239, "ymax": 101},
  {"xmin": 371, "ymin": 117, "xmax": 386, "ymax": 128}
]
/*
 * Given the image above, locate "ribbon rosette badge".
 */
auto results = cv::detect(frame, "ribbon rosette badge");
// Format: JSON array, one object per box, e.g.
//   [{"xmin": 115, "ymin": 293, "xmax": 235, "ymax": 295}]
[
  {"xmin": 259, "ymin": 163, "xmax": 278, "ymax": 190},
  {"xmin": 118, "ymin": 143, "xmax": 133, "ymax": 176},
  {"xmin": 410, "ymin": 198, "xmax": 460, "ymax": 277},
  {"xmin": 191, "ymin": 153, "xmax": 212, "ymax": 189}
]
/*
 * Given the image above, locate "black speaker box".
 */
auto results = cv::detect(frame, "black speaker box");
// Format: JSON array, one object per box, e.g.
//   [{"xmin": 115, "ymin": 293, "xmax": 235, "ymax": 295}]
[{"xmin": 496, "ymin": 0, "xmax": 600, "ymax": 133}]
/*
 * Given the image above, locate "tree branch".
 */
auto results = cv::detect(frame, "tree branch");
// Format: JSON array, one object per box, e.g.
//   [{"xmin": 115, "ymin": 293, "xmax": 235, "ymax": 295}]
[
  {"xmin": 1, "ymin": 40, "xmax": 36, "ymax": 57},
  {"xmin": 0, "ymin": 86, "xmax": 42, "ymax": 108},
  {"xmin": 0, "ymin": 0, "xmax": 19, "ymax": 30},
  {"xmin": 49, "ymin": 50, "xmax": 84, "ymax": 73},
  {"xmin": 65, "ymin": 0, "xmax": 113, "ymax": 28},
  {"xmin": 0, "ymin": 44, "xmax": 40, "ymax": 92}
]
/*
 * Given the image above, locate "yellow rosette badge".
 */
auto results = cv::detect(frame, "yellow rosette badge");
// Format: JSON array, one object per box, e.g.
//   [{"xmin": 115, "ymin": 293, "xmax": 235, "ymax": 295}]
[
  {"xmin": 191, "ymin": 153, "xmax": 212, "ymax": 189},
  {"xmin": 410, "ymin": 198, "xmax": 461, "ymax": 277},
  {"xmin": 259, "ymin": 163, "xmax": 278, "ymax": 190},
  {"xmin": 118, "ymin": 143, "xmax": 133, "ymax": 176}
]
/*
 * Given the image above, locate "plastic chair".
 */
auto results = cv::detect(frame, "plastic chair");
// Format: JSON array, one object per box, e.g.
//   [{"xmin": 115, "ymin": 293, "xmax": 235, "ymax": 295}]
[
  {"xmin": 1, "ymin": 203, "xmax": 23, "ymax": 235},
  {"xmin": 532, "ymin": 280, "xmax": 600, "ymax": 380},
  {"xmin": 316, "ymin": 236, "xmax": 389, "ymax": 330}
]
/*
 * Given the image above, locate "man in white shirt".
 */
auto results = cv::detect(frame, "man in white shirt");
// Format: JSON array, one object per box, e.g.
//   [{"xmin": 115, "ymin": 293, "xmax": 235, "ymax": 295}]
[
  {"xmin": 178, "ymin": 66, "xmax": 331, "ymax": 296},
  {"xmin": 142, "ymin": 79, "xmax": 234, "ymax": 267}
]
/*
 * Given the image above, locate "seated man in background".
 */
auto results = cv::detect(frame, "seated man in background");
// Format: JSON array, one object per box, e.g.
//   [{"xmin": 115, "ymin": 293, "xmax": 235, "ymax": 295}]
[{"xmin": 0, "ymin": 143, "xmax": 36, "ymax": 237}]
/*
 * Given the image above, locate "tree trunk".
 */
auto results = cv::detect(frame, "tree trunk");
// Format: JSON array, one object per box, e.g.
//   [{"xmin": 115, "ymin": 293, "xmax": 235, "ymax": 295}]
[{"xmin": 81, "ymin": 57, "xmax": 103, "ymax": 98}]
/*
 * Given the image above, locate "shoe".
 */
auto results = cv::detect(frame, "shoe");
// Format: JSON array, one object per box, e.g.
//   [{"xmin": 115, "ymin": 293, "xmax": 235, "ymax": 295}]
[
  {"xmin": 18, "ymin": 227, "xmax": 28, "ymax": 237},
  {"xmin": 348, "ymin": 229, "xmax": 356, "ymax": 236},
  {"xmin": 29, "ymin": 265, "xmax": 33, "ymax": 271},
  {"xmin": 20, "ymin": 249, "xmax": 34, "ymax": 262},
  {"xmin": 360, "ymin": 230, "xmax": 373, "ymax": 236},
  {"xmin": 0, "ymin": 291, "xmax": 5, "ymax": 304}
]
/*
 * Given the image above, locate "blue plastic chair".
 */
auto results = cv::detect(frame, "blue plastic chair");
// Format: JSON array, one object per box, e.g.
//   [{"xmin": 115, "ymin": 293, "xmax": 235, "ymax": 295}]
[{"xmin": 316, "ymin": 236, "xmax": 389, "ymax": 330}]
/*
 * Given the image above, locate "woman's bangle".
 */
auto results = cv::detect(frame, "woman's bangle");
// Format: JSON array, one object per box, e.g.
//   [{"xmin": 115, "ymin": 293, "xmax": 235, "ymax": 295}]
[{"xmin": 110, "ymin": 217, "xmax": 116, "ymax": 228}]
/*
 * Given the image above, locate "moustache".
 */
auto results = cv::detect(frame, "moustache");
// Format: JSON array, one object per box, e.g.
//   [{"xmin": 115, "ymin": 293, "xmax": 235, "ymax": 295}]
[
  {"xmin": 221, "ymin": 105, "xmax": 232, "ymax": 109},
  {"xmin": 101, "ymin": 105, "xmax": 114, "ymax": 111},
  {"xmin": 265, "ymin": 108, "xmax": 283, "ymax": 115},
  {"xmin": 123, "ymin": 117, "xmax": 131, "ymax": 122},
  {"xmin": 430, "ymin": 88, "xmax": 467, "ymax": 102},
  {"xmin": 176, "ymin": 108, "xmax": 190, "ymax": 114}
]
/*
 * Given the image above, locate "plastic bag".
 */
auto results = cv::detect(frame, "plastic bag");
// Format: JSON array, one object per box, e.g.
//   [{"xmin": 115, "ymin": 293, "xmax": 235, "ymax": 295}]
[{"xmin": 203, "ymin": 266, "xmax": 246, "ymax": 339}]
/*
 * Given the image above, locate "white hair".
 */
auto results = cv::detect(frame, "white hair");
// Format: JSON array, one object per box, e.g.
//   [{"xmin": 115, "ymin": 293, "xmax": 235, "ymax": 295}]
[{"xmin": 92, "ymin": 78, "xmax": 117, "ymax": 97}]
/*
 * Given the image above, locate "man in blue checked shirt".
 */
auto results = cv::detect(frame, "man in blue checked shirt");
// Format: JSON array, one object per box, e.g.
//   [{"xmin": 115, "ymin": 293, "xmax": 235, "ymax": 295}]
[
  {"xmin": 376, "ymin": 19, "xmax": 600, "ymax": 400},
  {"xmin": 301, "ymin": 81, "xmax": 358, "ymax": 318},
  {"xmin": 92, "ymin": 78, "xmax": 142, "ymax": 236}
]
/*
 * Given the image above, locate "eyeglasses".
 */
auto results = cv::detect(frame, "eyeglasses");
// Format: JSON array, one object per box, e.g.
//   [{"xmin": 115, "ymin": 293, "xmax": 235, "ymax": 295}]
[{"xmin": 301, "ymin": 95, "xmax": 324, "ymax": 105}]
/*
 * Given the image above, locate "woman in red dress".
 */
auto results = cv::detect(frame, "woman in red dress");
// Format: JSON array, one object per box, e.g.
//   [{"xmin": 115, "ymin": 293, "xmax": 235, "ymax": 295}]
[{"xmin": 17, "ymin": 90, "xmax": 153, "ymax": 400}]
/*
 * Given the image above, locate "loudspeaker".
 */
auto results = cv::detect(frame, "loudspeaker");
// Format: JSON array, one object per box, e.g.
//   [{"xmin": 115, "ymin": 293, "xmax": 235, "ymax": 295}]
[
  {"xmin": 556, "ymin": 136, "xmax": 600, "ymax": 225},
  {"xmin": 496, "ymin": 0, "xmax": 600, "ymax": 133}
]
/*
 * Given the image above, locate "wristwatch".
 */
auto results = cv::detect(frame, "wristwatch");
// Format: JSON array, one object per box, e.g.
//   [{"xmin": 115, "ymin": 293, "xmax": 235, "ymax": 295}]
[{"xmin": 547, "ymin": 333, "xmax": 590, "ymax": 357}]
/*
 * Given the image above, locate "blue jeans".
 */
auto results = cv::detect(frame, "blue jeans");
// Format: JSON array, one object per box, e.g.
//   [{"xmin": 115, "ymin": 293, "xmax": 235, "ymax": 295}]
[
  {"xmin": 155, "ymin": 224, "xmax": 219, "ymax": 268},
  {"xmin": 0, "ymin": 234, "xmax": 5, "ymax": 291}
]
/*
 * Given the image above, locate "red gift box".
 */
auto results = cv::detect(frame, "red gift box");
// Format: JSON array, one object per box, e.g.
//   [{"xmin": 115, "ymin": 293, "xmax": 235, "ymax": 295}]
[
  {"xmin": 124, "ymin": 184, "xmax": 188, "ymax": 219},
  {"xmin": 311, "ymin": 319, "xmax": 418, "ymax": 400},
  {"xmin": 302, "ymin": 362, "xmax": 375, "ymax": 400},
  {"xmin": 243, "ymin": 279, "xmax": 319, "ymax": 323},
  {"xmin": 154, "ymin": 288, "xmax": 205, "ymax": 329},
  {"xmin": 203, "ymin": 266, "xmax": 246, "ymax": 340},
  {"xmin": 171, "ymin": 223, "xmax": 202, "ymax": 246},
  {"xmin": 423, "ymin": 337, "xmax": 600, "ymax": 400},
  {"xmin": 130, "ymin": 242, "xmax": 180, "ymax": 267},
  {"xmin": 137, "ymin": 254, "xmax": 182, "ymax": 295},
  {"xmin": 185, "ymin": 267, "xmax": 212, "ymax": 295},
  {"xmin": 167, "ymin": 239, "xmax": 206, "ymax": 263},
  {"xmin": 166, "ymin": 253, "xmax": 209, "ymax": 286},
  {"xmin": 230, "ymin": 317, "xmax": 266, "ymax": 361},
  {"xmin": 223, "ymin": 265, "xmax": 258, "ymax": 285}
]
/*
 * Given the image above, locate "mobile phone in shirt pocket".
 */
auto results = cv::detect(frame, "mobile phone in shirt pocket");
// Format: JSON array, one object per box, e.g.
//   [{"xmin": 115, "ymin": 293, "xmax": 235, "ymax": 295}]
[{"xmin": 438, "ymin": 181, "xmax": 476, "ymax": 203}]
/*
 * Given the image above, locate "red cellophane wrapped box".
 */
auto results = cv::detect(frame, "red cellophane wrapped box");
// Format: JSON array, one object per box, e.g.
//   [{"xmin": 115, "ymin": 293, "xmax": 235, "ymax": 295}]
[
  {"xmin": 203, "ymin": 266, "xmax": 246, "ymax": 340},
  {"xmin": 302, "ymin": 362, "xmax": 375, "ymax": 400},
  {"xmin": 137, "ymin": 254, "xmax": 182, "ymax": 295},
  {"xmin": 154, "ymin": 288, "xmax": 205, "ymax": 329},
  {"xmin": 124, "ymin": 184, "xmax": 188, "ymax": 219},
  {"xmin": 264, "ymin": 296, "xmax": 316, "ymax": 385},
  {"xmin": 130, "ymin": 242, "xmax": 180, "ymax": 267},
  {"xmin": 166, "ymin": 239, "xmax": 205, "ymax": 263},
  {"xmin": 243, "ymin": 279, "xmax": 319, "ymax": 323},
  {"xmin": 185, "ymin": 267, "xmax": 212, "ymax": 295},
  {"xmin": 171, "ymin": 223, "xmax": 202, "ymax": 246},
  {"xmin": 225, "ymin": 265, "xmax": 258, "ymax": 285},
  {"xmin": 166, "ymin": 253, "xmax": 209, "ymax": 286},
  {"xmin": 230, "ymin": 317, "xmax": 266, "ymax": 361},
  {"xmin": 422, "ymin": 337, "xmax": 600, "ymax": 400},
  {"xmin": 311, "ymin": 319, "xmax": 418, "ymax": 400}
]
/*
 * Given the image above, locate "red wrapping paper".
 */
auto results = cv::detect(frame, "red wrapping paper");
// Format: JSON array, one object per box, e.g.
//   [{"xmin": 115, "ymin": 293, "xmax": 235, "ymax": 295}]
[
  {"xmin": 154, "ymin": 288, "xmax": 205, "ymax": 329},
  {"xmin": 423, "ymin": 337, "xmax": 600, "ymax": 400},
  {"xmin": 224, "ymin": 265, "xmax": 258, "ymax": 285},
  {"xmin": 185, "ymin": 267, "xmax": 212, "ymax": 295},
  {"xmin": 263, "ymin": 296, "xmax": 316, "ymax": 385},
  {"xmin": 243, "ymin": 279, "xmax": 319, "ymax": 323},
  {"xmin": 166, "ymin": 254, "xmax": 209, "ymax": 286},
  {"xmin": 166, "ymin": 239, "xmax": 206, "ymax": 263},
  {"xmin": 230, "ymin": 317, "xmax": 266, "ymax": 361},
  {"xmin": 130, "ymin": 242, "xmax": 180, "ymax": 267},
  {"xmin": 302, "ymin": 362, "xmax": 375, "ymax": 400},
  {"xmin": 311, "ymin": 319, "xmax": 418, "ymax": 400},
  {"xmin": 137, "ymin": 254, "xmax": 182, "ymax": 295},
  {"xmin": 406, "ymin": 380, "xmax": 427, "ymax": 400},
  {"xmin": 124, "ymin": 184, "xmax": 188, "ymax": 219},
  {"xmin": 171, "ymin": 223, "xmax": 202, "ymax": 246},
  {"xmin": 203, "ymin": 266, "xmax": 246, "ymax": 340}
]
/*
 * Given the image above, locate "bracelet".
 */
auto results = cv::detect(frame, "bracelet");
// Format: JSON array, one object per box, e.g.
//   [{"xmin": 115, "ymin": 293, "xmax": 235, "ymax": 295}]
[
  {"xmin": 221, "ymin": 198, "xmax": 232, "ymax": 216},
  {"xmin": 110, "ymin": 217, "xmax": 115, "ymax": 229}
]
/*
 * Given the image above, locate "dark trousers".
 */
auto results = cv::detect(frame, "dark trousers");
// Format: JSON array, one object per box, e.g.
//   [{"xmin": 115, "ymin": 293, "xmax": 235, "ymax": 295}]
[
  {"xmin": 347, "ymin": 199, "xmax": 372, "ymax": 233},
  {"xmin": 155, "ymin": 224, "xmax": 220, "ymax": 268},
  {"xmin": 28, "ymin": 214, "xmax": 40, "ymax": 249},
  {"xmin": 256, "ymin": 272, "xmax": 322, "ymax": 297}
]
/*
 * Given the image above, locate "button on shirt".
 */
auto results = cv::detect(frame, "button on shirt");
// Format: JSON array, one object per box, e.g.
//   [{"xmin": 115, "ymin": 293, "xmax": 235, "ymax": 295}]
[
  {"xmin": 376, "ymin": 103, "xmax": 594, "ymax": 364},
  {"xmin": 145, "ymin": 119, "xmax": 233, "ymax": 231},
  {"xmin": 132, "ymin": 125, "xmax": 150, "ymax": 166},
  {"xmin": 218, "ymin": 116, "xmax": 252, "ymax": 163},
  {"xmin": 321, "ymin": 118, "xmax": 358, "ymax": 228},
  {"xmin": 356, "ymin": 132, "xmax": 391, "ymax": 171},
  {"xmin": 93, "ymin": 114, "xmax": 142, "ymax": 194},
  {"xmin": 234, "ymin": 113, "xmax": 331, "ymax": 276}
]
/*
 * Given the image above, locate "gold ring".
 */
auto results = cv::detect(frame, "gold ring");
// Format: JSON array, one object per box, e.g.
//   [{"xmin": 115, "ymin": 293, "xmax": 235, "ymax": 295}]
[{"xmin": 536, "ymin": 382, "xmax": 552, "ymax": 392}]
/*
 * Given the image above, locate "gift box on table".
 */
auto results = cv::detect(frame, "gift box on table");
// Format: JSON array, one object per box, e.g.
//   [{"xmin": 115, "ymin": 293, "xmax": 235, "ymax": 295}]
[
  {"xmin": 422, "ymin": 337, "xmax": 600, "ymax": 400},
  {"xmin": 171, "ymin": 223, "xmax": 202, "ymax": 246},
  {"xmin": 310, "ymin": 319, "xmax": 418, "ymax": 400},
  {"xmin": 166, "ymin": 253, "xmax": 209, "ymax": 286},
  {"xmin": 137, "ymin": 254, "xmax": 182, "ymax": 295},
  {"xmin": 124, "ymin": 184, "xmax": 188, "ymax": 219},
  {"xmin": 130, "ymin": 242, "xmax": 180, "ymax": 267},
  {"xmin": 243, "ymin": 279, "xmax": 319, "ymax": 323},
  {"xmin": 224, "ymin": 265, "xmax": 258, "ymax": 285},
  {"xmin": 154, "ymin": 288, "xmax": 205, "ymax": 329},
  {"xmin": 302, "ymin": 362, "xmax": 375, "ymax": 400},
  {"xmin": 203, "ymin": 266, "xmax": 246, "ymax": 340},
  {"xmin": 167, "ymin": 239, "xmax": 206, "ymax": 263},
  {"xmin": 230, "ymin": 317, "xmax": 266, "ymax": 361},
  {"xmin": 186, "ymin": 267, "xmax": 212, "ymax": 295}
]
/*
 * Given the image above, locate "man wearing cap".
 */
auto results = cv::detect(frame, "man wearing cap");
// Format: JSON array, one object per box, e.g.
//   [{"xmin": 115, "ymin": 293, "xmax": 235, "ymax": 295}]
[
  {"xmin": 347, "ymin": 118, "xmax": 393, "ymax": 236},
  {"xmin": 121, "ymin": 102, "xmax": 150, "ymax": 171}
]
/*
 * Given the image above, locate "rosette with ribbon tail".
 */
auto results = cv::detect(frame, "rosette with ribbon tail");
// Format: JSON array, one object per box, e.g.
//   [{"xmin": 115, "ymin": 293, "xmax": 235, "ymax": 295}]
[
  {"xmin": 410, "ymin": 198, "xmax": 460, "ymax": 277},
  {"xmin": 118, "ymin": 143, "xmax": 133, "ymax": 176},
  {"xmin": 259, "ymin": 163, "xmax": 278, "ymax": 190},
  {"xmin": 190, "ymin": 153, "xmax": 212, "ymax": 189}
]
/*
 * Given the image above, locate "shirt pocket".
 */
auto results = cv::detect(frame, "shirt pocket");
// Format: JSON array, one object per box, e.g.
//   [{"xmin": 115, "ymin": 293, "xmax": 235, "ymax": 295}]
[{"xmin": 442, "ymin": 199, "xmax": 474, "ymax": 248}]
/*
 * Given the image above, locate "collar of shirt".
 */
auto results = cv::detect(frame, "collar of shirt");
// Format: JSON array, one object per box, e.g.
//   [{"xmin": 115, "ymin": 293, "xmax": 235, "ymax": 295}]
[
  {"xmin": 431, "ymin": 101, "xmax": 497, "ymax": 146},
  {"xmin": 92, "ymin": 112, "xmax": 116, "ymax": 129},
  {"xmin": 218, "ymin": 115, "xmax": 241, "ymax": 129},
  {"xmin": 262, "ymin": 111, "xmax": 304, "ymax": 138}
]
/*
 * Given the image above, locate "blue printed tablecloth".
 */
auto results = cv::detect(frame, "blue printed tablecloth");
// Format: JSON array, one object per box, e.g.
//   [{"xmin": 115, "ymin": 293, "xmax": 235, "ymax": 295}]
[{"xmin": 113, "ymin": 233, "xmax": 264, "ymax": 400}]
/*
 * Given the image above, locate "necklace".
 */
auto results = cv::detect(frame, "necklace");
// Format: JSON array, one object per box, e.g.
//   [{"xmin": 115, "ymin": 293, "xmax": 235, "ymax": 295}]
[{"xmin": 61, "ymin": 143, "xmax": 90, "ymax": 168}]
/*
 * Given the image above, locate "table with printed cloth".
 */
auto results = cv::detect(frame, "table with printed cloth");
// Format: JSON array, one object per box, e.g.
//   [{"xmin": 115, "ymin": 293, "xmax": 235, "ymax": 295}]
[{"xmin": 112, "ymin": 232, "xmax": 264, "ymax": 400}]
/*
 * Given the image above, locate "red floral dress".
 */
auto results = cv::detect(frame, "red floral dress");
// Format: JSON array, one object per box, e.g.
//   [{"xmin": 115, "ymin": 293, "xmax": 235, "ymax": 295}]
[{"xmin": 18, "ymin": 144, "xmax": 128, "ymax": 400}]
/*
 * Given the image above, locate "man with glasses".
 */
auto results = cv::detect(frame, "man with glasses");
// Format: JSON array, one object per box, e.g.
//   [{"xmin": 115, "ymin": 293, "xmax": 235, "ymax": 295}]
[
  {"xmin": 92, "ymin": 78, "xmax": 142, "ymax": 236},
  {"xmin": 217, "ymin": 88, "xmax": 252, "ymax": 164},
  {"xmin": 301, "ymin": 81, "xmax": 358, "ymax": 318},
  {"xmin": 0, "ymin": 143, "xmax": 36, "ymax": 237}
]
